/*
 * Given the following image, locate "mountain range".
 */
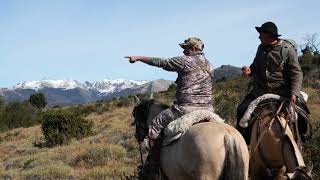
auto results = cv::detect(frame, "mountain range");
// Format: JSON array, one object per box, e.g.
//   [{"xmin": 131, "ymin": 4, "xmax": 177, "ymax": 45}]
[{"xmin": 0, "ymin": 65, "xmax": 241, "ymax": 106}]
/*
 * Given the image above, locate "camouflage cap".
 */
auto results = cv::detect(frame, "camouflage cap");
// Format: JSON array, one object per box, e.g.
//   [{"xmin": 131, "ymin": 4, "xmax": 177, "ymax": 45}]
[{"xmin": 179, "ymin": 37, "xmax": 204, "ymax": 51}]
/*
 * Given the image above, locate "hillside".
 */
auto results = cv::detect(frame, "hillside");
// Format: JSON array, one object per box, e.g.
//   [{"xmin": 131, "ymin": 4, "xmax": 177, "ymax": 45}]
[
  {"xmin": 0, "ymin": 65, "xmax": 242, "ymax": 107},
  {"xmin": 0, "ymin": 79, "xmax": 172, "ymax": 106},
  {"xmin": 0, "ymin": 53, "xmax": 319, "ymax": 178},
  {"xmin": 0, "ymin": 73, "xmax": 319, "ymax": 179}
]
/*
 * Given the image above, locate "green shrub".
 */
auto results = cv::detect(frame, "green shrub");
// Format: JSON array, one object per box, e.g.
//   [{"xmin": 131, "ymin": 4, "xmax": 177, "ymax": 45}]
[
  {"xmin": 213, "ymin": 77, "xmax": 248, "ymax": 124},
  {"xmin": 52, "ymin": 105, "xmax": 61, "ymax": 109},
  {"xmin": 29, "ymin": 92, "xmax": 47, "ymax": 108},
  {"xmin": 42, "ymin": 110, "xmax": 93, "ymax": 146},
  {"xmin": 0, "ymin": 101, "xmax": 41, "ymax": 132},
  {"xmin": 0, "ymin": 95, "xmax": 4, "ymax": 111},
  {"xmin": 116, "ymin": 98, "xmax": 131, "ymax": 107}
]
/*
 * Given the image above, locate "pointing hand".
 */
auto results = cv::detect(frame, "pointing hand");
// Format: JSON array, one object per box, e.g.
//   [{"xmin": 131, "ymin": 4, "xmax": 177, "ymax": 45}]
[{"xmin": 124, "ymin": 56, "xmax": 140, "ymax": 63}]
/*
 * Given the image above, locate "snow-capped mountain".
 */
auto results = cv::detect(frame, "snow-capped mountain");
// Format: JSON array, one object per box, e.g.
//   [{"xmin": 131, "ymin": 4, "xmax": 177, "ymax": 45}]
[
  {"xmin": 13, "ymin": 79, "xmax": 84, "ymax": 90},
  {"xmin": 91, "ymin": 79, "xmax": 148, "ymax": 94},
  {"xmin": 0, "ymin": 65, "xmax": 242, "ymax": 106},
  {"xmin": 12, "ymin": 79, "xmax": 148, "ymax": 93},
  {"xmin": 0, "ymin": 79, "xmax": 171, "ymax": 106}
]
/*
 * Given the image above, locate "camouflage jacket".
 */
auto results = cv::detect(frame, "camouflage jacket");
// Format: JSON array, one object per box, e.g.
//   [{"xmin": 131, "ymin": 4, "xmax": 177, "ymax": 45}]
[
  {"xmin": 146, "ymin": 52, "xmax": 214, "ymax": 108},
  {"xmin": 249, "ymin": 40, "xmax": 303, "ymax": 98}
]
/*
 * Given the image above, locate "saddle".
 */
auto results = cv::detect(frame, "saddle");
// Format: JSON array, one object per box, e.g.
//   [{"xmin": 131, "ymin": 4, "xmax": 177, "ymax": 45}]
[{"xmin": 162, "ymin": 110, "xmax": 224, "ymax": 146}]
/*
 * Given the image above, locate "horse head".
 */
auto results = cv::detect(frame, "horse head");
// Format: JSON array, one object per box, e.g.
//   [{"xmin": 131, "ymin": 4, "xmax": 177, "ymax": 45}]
[
  {"xmin": 249, "ymin": 96, "xmax": 313, "ymax": 179},
  {"xmin": 132, "ymin": 96, "xmax": 169, "ymax": 143}
]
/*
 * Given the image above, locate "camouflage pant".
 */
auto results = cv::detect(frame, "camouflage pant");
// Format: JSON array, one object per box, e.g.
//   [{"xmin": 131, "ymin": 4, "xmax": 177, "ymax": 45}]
[{"xmin": 148, "ymin": 104, "xmax": 213, "ymax": 140}]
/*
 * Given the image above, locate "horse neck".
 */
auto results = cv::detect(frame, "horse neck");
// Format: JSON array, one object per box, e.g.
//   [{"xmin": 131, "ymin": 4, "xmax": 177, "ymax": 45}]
[{"xmin": 146, "ymin": 102, "xmax": 168, "ymax": 126}]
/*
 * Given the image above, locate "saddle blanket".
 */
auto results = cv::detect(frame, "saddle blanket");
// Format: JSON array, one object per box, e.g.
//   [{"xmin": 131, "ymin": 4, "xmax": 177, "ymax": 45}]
[{"xmin": 162, "ymin": 110, "xmax": 224, "ymax": 146}]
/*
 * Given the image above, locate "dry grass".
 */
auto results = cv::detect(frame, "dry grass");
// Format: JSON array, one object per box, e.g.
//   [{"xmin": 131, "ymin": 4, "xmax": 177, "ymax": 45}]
[
  {"xmin": 0, "ymin": 84, "xmax": 319, "ymax": 179},
  {"xmin": 0, "ymin": 107, "xmax": 139, "ymax": 179}
]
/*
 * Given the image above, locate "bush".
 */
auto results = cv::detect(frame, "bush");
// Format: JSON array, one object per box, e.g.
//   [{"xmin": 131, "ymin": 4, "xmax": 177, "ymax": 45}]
[
  {"xmin": 0, "ymin": 95, "xmax": 4, "ymax": 111},
  {"xmin": 0, "ymin": 101, "xmax": 41, "ymax": 132},
  {"xmin": 213, "ymin": 77, "xmax": 248, "ymax": 124},
  {"xmin": 42, "ymin": 110, "xmax": 93, "ymax": 146},
  {"xmin": 116, "ymin": 98, "xmax": 131, "ymax": 107},
  {"xmin": 29, "ymin": 92, "xmax": 47, "ymax": 108}
]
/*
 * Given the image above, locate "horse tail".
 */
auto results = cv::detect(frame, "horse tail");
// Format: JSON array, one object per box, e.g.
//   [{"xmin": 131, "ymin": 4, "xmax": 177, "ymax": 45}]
[{"xmin": 219, "ymin": 134, "xmax": 245, "ymax": 180}]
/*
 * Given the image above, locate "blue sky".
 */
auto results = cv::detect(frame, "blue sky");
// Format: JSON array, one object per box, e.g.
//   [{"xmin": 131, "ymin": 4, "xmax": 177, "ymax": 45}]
[{"xmin": 0, "ymin": 0, "xmax": 319, "ymax": 87}]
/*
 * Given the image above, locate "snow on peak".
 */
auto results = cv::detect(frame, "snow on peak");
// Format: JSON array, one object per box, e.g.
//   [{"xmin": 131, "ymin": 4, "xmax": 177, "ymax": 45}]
[
  {"xmin": 12, "ymin": 79, "xmax": 148, "ymax": 94},
  {"xmin": 93, "ymin": 79, "xmax": 148, "ymax": 94},
  {"xmin": 13, "ymin": 79, "xmax": 82, "ymax": 90}
]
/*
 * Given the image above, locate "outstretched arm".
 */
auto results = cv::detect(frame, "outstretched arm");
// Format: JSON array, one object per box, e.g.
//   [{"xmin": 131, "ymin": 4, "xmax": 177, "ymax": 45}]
[
  {"xmin": 124, "ymin": 56, "xmax": 184, "ymax": 72},
  {"xmin": 124, "ymin": 56, "xmax": 151, "ymax": 64}
]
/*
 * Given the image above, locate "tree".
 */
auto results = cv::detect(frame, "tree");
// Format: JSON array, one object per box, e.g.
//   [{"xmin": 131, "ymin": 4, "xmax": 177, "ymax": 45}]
[
  {"xmin": 303, "ymin": 33, "xmax": 319, "ymax": 55},
  {"xmin": 29, "ymin": 92, "xmax": 47, "ymax": 108},
  {"xmin": 301, "ymin": 46, "xmax": 314, "ymax": 64},
  {"xmin": 1, "ymin": 101, "xmax": 41, "ymax": 131},
  {"xmin": 0, "ymin": 95, "xmax": 4, "ymax": 110}
]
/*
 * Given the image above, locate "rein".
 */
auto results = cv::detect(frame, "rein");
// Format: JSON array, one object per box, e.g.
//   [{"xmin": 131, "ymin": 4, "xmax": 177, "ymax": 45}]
[{"xmin": 253, "ymin": 100, "xmax": 285, "ymax": 153}]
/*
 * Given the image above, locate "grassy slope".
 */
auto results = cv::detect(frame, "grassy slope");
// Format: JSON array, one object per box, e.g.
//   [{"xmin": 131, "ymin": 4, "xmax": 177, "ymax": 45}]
[
  {"xmin": 0, "ymin": 106, "xmax": 139, "ymax": 179},
  {"xmin": 0, "ymin": 77, "xmax": 319, "ymax": 179}
]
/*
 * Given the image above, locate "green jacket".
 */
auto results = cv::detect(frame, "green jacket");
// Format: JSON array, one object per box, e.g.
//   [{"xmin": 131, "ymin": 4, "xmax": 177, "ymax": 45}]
[{"xmin": 249, "ymin": 40, "xmax": 303, "ymax": 98}]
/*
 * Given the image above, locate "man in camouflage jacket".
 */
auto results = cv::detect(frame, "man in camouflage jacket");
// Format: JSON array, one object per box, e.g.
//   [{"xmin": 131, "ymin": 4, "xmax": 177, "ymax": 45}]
[
  {"xmin": 125, "ymin": 37, "xmax": 214, "ymax": 178},
  {"xmin": 237, "ymin": 22, "xmax": 303, "ymax": 143}
]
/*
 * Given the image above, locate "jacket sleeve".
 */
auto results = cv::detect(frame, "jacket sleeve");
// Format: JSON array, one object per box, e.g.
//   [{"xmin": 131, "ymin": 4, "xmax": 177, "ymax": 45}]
[
  {"xmin": 249, "ymin": 44, "xmax": 263, "ymax": 77},
  {"xmin": 249, "ymin": 61, "xmax": 256, "ymax": 77},
  {"xmin": 144, "ymin": 56, "xmax": 185, "ymax": 72},
  {"xmin": 286, "ymin": 48, "xmax": 303, "ymax": 96}
]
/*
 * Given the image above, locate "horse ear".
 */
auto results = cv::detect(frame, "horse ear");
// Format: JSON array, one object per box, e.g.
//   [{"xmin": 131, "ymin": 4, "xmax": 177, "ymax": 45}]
[
  {"xmin": 150, "ymin": 92, "xmax": 154, "ymax": 100},
  {"xmin": 133, "ymin": 95, "xmax": 140, "ymax": 105}
]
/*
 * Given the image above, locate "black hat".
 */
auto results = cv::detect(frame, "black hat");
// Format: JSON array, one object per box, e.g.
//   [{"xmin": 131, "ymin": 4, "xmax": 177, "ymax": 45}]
[{"xmin": 255, "ymin": 22, "xmax": 281, "ymax": 37}]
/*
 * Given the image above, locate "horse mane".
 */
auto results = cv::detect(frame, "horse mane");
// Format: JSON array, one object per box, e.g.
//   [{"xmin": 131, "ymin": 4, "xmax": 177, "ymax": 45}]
[
  {"xmin": 132, "ymin": 99, "xmax": 169, "ymax": 124},
  {"xmin": 132, "ymin": 99, "xmax": 169, "ymax": 142}
]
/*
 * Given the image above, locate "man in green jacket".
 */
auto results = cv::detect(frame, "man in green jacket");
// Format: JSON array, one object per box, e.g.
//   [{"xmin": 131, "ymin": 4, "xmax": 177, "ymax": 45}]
[{"xmin": 237, "ymin": 22, "xmax": 303, "ymax": 141}]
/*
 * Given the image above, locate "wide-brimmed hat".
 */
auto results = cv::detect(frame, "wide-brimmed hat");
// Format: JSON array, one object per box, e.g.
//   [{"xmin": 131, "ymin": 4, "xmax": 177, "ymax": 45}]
[
  {"xmin": 255, "ymin": 22, "xmax": 281, "ymax": 37},
  {"xmin": 179, "ymin": 37, "xmax": 204, "ymax": 51}
]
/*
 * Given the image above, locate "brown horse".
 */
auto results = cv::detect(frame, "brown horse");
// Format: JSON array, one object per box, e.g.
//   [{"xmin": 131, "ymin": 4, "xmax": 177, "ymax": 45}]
[
  {"xmin": 247, "ymin": 98, "xmax": 312, "ymax": 179},
  {"xmin": 132, "ymin": 97, "xmax": 249, "ymax": 180}
]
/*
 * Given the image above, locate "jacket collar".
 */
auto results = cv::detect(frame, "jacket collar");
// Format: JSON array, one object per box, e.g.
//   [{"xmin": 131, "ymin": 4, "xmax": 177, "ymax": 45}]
[{"xmin": 188, "ymin": 51, "xmax": 204, "ymax": 56}]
